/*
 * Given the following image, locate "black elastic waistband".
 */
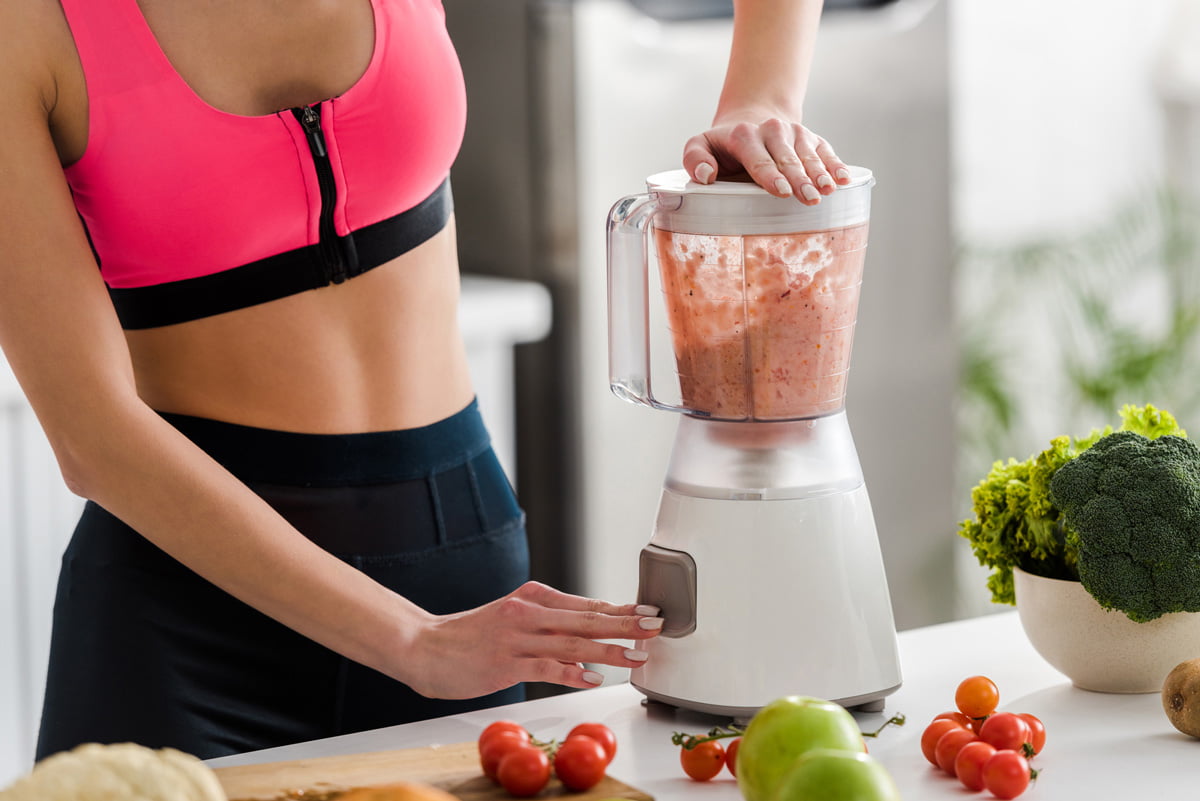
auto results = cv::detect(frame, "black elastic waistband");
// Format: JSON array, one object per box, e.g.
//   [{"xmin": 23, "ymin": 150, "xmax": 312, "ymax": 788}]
[
  {"xmin": 159, "ymin": 398, "xmax": 490, "ymax": 487},
  {"xmin": 110, "ymin": 179, "xmax": 452, "ymax": 330}
]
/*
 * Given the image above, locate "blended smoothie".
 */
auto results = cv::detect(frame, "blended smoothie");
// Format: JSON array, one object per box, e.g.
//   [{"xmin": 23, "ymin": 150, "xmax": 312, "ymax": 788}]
[{"xmin": 656, "ymin": 223, "xmax": 868, "ymax": 420}]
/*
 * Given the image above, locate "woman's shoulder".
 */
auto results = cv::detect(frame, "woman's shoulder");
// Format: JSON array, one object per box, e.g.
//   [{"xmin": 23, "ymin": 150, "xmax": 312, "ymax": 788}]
[
  {"xmin": 1, "ymin": 0, "xmax": 88, "ymax": 162},
  {"xmin": 1, "ymin": 0, "xmax": 80, "ymax": 99}
]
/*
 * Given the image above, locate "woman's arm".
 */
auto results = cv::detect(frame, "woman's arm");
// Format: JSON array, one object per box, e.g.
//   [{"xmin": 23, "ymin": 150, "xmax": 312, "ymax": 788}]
[
  {"xmin": 682, "ymin": 0, "xmax": 849, "ymax": 203},
  {"xmin": 0, "ymin": 3, "xmax": 657, "ymax": 701}
]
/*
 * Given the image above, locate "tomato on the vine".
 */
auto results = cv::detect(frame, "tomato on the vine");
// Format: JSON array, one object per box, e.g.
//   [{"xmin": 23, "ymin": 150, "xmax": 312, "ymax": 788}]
[
  {"xmin": 920, "ymin": 719, "xmax": 964, "ymax": 766},
  {"xmin": 934, "ymin": 727, "xmax": 978, "ymax": 775},
  {"xmin": 953, "ymin": 740, "xmax": 996, "ymax": 792},
  {"xmin": 554, "ymin": 735, "xmax": 608, "ymax": 791},
  {"xmin": 978, "ymin": 713, "xmax": 1031, "ymax": 753},
  {"xmin": 933, "ymin": 711, "xmax": 973, "ymax": 729},
  {"xmin": 1017, "ymin": 713, "xmax": 1046, "ymax": 755},
  {"xmin": 567, "ymin": 722, "xmax": 617, "ymax": 765},
  {"xmin": 724, "ymin": 737, "xmax": 741, "ymax": 777},
  {"xmin": 480, "ymin": 730, "xmax": 531, "ymax": 782},
  {"xmin": 955, "ymin": 675, "xmax": 1000, "ymax": 719},
  {"xmin": 479, "ymin": 720, "xmax": 528, "ymax": 750},
  {"xmin": 680, "ymin": 739, "xmax": 726, "ymax": 782},
  {"xmin": 496, "ymin": 745, "xmax": 551, "ymax": 798},
  {"xmin": 983, "ymin": 750, "xmax": 1033, "ymax": 799}
]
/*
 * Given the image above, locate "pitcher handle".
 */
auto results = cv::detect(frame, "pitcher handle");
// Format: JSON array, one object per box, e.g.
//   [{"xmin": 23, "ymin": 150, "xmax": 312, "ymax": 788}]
[{"xmin": 606, "ymin": 192, "xmax": 662, "ymax": 408}]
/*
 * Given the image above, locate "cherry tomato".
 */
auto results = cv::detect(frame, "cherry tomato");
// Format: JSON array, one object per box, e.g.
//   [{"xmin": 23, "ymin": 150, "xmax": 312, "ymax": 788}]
[
  {"xmin": 554, "ymin": 735, "xmax": 608, "ymax": 791},
  {"xmin": 1017, "ymin": 713, "xmax": 1046, "ymax": 755},
  {"xmin": 479, "ymin": 720, "xmax": 529, "ymax": 748},
  {"xmin": 978, "ymin": 713, "xmax": 1032, "ymax": 753},
  {"xmin": 725, "ymin": 737, "xmax": 741, "ymax": 777},
  {"xmin": 497, "ymin": 744, "xmax": 551, "ymax": 798},
  {"xmin": 956, "ymin": 675, "xmax": 1000, "ymax": 719},
  {"xmin": 954, "ymin": 740, "xmax": 997, "ymax": 792},
  {"xmin": 567, "ymin": 722, "xmax": 618, "ymax": 765},
  {"xmin": 680, "ymin": 739, "xmax": 726, "ymax": 782},
  {"xmin": 983, "ymin": 750, "xmax": 1032, "ymax": 799},
  {"xmin": 933, "ymin": 711, "xmax": 974, "ymax": 728},
  {"xmin": 921, "ymin": 719, "xmax": 965, "ymax": 766},
  {"xmin": 971, "ymin": 714, "xmax": 990, "ymax": 735},
  {"xmin": 480, "ymin": 731, "xmax": 531, "ymax": 782},
  {"xmin": 934, "ymin": 727, "xmax": 979, "ymax": 775}
]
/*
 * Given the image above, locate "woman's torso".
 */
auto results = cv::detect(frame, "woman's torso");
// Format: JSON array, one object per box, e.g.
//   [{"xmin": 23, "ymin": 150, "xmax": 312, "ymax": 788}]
[{"xmin": 44, "ymin": 0, "xmax": 473, "ymax": 433}]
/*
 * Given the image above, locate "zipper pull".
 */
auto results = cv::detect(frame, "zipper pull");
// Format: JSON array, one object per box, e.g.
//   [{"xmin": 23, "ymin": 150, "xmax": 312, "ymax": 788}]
[{"xmin": 295, "ymin": 104, "xmax": 328, "ymax": 159}]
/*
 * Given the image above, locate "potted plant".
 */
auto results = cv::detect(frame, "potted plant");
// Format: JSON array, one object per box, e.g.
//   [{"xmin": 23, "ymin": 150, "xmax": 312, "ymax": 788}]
[{"xmin": 960, "ymin": 403, "xmax": 1200, "ymax": 692}]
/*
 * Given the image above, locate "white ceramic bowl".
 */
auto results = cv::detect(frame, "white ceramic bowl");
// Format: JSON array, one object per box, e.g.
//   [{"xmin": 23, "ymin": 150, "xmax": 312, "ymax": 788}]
[{"xmin": 1014, "ymin": 566, "xmax": 1200, "ymax": 693}]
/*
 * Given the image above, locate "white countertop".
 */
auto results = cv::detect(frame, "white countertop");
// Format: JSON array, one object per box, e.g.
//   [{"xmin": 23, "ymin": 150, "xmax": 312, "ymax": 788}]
[{"xmin": 209, "ymin": 610, "xmax": 1199, "ymax": 797}]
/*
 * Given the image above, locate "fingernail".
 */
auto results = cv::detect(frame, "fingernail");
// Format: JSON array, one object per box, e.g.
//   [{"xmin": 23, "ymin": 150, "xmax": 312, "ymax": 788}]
[
  {"xmin": 817, "ymin": 174, "xmax": 834, "ymax": 189},
  {"xmin": 624, "ymin": 649, "xmax": 650, "ymax": 661},
  {"xmin": 774, "ymin": 178, "xmax": 793, "ymax": 196},
  {"xmin": 695, "ymin": 162, "xmax": 714, "ymax": 184},
  {"xmin": 836, "ymin": 168, "xmax": 851, "ymax": 183},
  {"xmin": 583, "ymin": 670, "xmax": 605, "ymax": 686},
  {"xmin": 635, "ymin": 604, "xmax": 661, "ymax": 616},
  {"xmin": 801, "ymin": 184, "xmax": 821, "ymax": 202},
  {"xmin": 638, "ymin": 617, "xmax": 665, "ymax": 631}
]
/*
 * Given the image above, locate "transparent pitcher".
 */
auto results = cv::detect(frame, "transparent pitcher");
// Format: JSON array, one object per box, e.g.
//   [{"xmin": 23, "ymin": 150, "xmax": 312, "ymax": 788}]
[{"xmin": 607, "ymin": 168, "xmax": 874, "ymax": 422}]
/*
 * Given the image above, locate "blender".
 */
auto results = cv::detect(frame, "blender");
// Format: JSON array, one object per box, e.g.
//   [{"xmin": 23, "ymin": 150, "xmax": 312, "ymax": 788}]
[{"xmin": 606, "ymin": 168, "xmax": 901, "ymax": 718}]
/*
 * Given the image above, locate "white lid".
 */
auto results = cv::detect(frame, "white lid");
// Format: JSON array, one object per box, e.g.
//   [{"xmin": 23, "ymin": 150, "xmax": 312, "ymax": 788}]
[{"xmin": 644, "ymin": 166, "xmax": 874, "ymax": 234}]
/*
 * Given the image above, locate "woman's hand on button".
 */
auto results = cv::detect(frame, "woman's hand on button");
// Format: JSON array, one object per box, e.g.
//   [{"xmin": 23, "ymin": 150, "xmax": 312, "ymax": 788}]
[{"xmin": 400, "ymin": 581, "xmax": 662, "ymax": 699}]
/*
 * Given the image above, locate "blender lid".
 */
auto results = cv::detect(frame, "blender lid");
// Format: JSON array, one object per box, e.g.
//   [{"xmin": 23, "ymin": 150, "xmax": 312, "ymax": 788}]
[{"xmin": 646, "ymin": 165, "xmax": 874, "ymax": 195}]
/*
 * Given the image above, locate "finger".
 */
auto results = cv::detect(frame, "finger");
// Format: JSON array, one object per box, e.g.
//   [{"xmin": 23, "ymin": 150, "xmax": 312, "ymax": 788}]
[
  {"xmin": 517, "ymin": 634, "xmax": 652, "ymax": 672},
  {"xmin": 504, "ymin": 599, "xmax": 664, "ymax": 642},
  {"xmin": 530, "ymin": 659, "xmax": 607, "ymax": 690},
  {"xmin": 514, "ymin": 581, "xmax": 660, "ymax": 620},
  {"xmin": 815, "ymin": 138, "xmax": 852, "ymax": 186},
  {"xmin": 761, "ymin": 119, "xmax": 822, "ymax": 205},
  {"xmin": 682, "ymin": 135, "xmax": 718, "ymax": 184},
  {"xmin": 722, "ymin": 122, "xmax": 794, "ymax": 199}
]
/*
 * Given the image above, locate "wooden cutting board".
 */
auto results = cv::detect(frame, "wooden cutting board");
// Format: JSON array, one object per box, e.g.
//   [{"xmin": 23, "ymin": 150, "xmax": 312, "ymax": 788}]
[{"xmin": 213, "ymin": 741, "xmax": 653, "ymax": 801}]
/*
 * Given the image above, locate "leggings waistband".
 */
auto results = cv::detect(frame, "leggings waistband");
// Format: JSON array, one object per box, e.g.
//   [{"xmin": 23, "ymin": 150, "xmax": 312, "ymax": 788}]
[{"xmin": 159, "ymin": 399, "xmax": 490, "ymax": 487}]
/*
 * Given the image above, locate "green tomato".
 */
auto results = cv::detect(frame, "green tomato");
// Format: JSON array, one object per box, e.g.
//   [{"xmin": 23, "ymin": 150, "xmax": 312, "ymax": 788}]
[
  {"xmin": 736, "ymin": 696, "xmax": 866, "ymax": 801},
  {"xmin": 772, "ymin": 749, "xmax": 901, "ymax": 801}
]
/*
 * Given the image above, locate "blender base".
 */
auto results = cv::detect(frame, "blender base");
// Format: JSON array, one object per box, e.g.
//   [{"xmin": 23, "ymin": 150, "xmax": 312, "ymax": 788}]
[{"xmin": 633, "ymin": 682, "xmax": 901, "ymax": 723}]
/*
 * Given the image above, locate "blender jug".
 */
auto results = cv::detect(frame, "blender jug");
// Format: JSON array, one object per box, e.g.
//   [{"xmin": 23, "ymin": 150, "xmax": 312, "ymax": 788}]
[
  {"xmin": 609, "ymin": 168, "xmax": 873, "ymax": 422},
  {"xmin": 606, "ymin": 168, "xmax": 901, "ymax": 717}
]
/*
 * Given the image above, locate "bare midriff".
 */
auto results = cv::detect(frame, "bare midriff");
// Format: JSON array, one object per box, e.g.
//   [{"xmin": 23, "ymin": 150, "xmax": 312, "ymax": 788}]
[
  {"xmin": 124, "ymin": 221, "xmax": 474, "ymax": 434},
  {"xmin": 656, "ymin": 223, "xmax": 868, "ymax": 421}
]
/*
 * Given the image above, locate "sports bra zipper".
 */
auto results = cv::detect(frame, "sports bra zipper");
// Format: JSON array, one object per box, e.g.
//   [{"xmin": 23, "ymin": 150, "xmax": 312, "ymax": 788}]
[{"xmin": 292, "ymin": 103, "xmax": 355, "ymax": 285}]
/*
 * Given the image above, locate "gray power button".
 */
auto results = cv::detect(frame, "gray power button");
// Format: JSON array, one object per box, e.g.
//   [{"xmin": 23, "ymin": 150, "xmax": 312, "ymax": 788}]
[{"xmin": 637, "ymin": 544, "xmax": 697, "ymax": 638}]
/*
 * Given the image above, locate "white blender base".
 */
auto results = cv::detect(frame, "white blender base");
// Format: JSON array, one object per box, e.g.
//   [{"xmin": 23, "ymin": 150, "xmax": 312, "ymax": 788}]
[{"xmin": 631, "ymin": 485, "xmax": 902, "ymax": 717}]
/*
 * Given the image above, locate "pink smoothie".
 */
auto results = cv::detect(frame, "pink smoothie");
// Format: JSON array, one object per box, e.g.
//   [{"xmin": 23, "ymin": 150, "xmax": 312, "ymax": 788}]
[{"xmin": 656, "ymin": 223, "xmax": 868, "ymax": 420}]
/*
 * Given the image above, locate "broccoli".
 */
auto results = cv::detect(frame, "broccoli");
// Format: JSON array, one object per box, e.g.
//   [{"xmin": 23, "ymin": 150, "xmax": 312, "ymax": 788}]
[
  {"xmin": 959, "ymin": 403, "xmax": 1187, "ymax": 606},
  {"xmin": 1048, "ymin": 431, "xmax": 1200, "ymax": 622}
]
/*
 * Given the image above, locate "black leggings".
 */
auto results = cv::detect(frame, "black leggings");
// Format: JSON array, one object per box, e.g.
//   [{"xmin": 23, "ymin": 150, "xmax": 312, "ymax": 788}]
[{"xmin": 35, "ymin": 399, "xmax": 529, "ymax": 760}]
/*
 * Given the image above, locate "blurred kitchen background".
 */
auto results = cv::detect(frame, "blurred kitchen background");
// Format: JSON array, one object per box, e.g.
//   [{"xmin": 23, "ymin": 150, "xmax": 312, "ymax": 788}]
[{"xmin": 2, "ymin": 0, "xmax": 1198, "ymax": 784}]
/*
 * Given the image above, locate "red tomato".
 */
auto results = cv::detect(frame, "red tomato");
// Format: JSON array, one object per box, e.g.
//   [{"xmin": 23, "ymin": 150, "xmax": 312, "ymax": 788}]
[
  {"xmin": 479, "ymin": 720, "xmax": 528, "ymax": 751},
  {"xmin": 725, "ymin": 737, "xmax": 741, "ymax": 777},
  {"xmin": 934, "ymin": 727, "xmax": 979, "ymax": 775},
  {"xmin": 978, "ymin": 713, "xmax": 1032, "ymax": 753},
  {"xmin": 680, "ymin": 739, "xmax": 726, "ymax": 782},
  {"xmin": 480, "ymin": 731, "xmax": 530, "ymax": 782},
  {"xmin": 933, "ymin": 711, "xmax": 974, "ymax": 728},
  {"xmin": 567, "ymin": 722, "xmax": 618, "ymax": 764},
  {"xmin": 1017, "ymin": 713, "xmax": 1046, "ymax": 755},
  {"xmin": 497, "ymin": 745, "xmax": 551, "ymax": 798},
  {"xmin": 954, "ymin": 740, "xmax": 997, "ymax": 792},
  {"xmin": 956, "ymin": 675, "xmax": 1000, "ymax": 719},
  {"xmin": 554, "ymin": 735, "xmax": 608, "ymax": 791},
  {"xmin": 920, "ymin": 719, "xmax": 965, "ymax": 766},
  {"xmin": 983, "ymin": 750, "xmax": 1032, "ymax": 799}
]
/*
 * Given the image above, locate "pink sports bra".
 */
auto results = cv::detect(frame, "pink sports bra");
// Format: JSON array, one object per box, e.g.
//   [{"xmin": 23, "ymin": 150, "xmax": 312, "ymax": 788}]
[{"xmin": 58, "ymin": 0, "xmax": 466, "ymax": 329}]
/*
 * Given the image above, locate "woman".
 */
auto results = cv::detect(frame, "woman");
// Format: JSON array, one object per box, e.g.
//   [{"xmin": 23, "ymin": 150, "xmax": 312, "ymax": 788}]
[{"xmin": 0, "ymin": 0, "xmax": 848, "ymax": 761}]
